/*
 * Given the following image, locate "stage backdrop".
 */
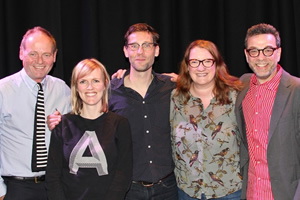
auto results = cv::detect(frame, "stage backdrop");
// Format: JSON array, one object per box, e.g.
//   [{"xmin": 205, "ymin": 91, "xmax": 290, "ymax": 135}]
[{"xmin": 1, "ymin": 0, "xmax": 300, "ymax": 85}]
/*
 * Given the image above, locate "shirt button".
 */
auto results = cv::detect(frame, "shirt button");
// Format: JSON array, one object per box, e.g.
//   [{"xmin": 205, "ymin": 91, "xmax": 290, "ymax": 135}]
[
  {"xmin": 146, "ymin": 130, "xmax": 149, "ymax": 134},
  {"xmin": 144, "ymin": 115, "xmax": 147, "ymax": 118},
  {"xmin": 148, "ymin": 145, "xmax": 151, "ymax": 148},
  {"xmin": 142, "ymin": 101, "xmax": 145, "ymax": 104},
  {"xmin": 257, "ymin": 177, "xmax": 261, "ymax": 181},
  {"xmin": 257, "ymin": 161, "xmax": 260, "ymax": 164},
  {"xmin": 149, "ymin": 161, "xmax": 152, "ymax": 164},
  {"xmin": 255, "ymin": 112, "xmax": 258, "ymax": 115}
]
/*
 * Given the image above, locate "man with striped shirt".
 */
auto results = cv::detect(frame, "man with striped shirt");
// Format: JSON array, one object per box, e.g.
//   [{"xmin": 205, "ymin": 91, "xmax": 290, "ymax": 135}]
[
  {"xmin": 0, "ymin": 27, "xmax": 71, "ymax": 200},
  {"xmin": 235, "ymin": 23, "xmax": 300, "ymax": 200}
]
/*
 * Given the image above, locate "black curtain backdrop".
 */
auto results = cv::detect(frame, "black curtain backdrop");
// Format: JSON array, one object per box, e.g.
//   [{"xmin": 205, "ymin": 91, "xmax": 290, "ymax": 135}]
[{"xmin": 1, "ymin": 0, "xmax": 300, "ymax": 85}]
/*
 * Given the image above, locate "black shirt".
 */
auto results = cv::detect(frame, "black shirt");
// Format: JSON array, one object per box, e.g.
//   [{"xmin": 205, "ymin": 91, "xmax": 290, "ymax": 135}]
[
  {"xmin": 46, "ymin": 112, "xmax": 132, "ymax": 200},
  {"xmin": 109, "ymin": 71, "xmax": 175, "ymax": 183}
]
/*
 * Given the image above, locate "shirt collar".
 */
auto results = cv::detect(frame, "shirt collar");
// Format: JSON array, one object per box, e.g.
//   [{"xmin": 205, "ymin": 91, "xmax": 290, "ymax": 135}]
[
  {"xmin": 188, "ymin": 91, "xmax": 217, "ymax": 105},
  {"xmin": 250, "ymin": 64, "xmax": 282, "ymax": 90},
  {"xmin": 113, "ymin": 69, "xmax": 160, "ymax": 89},
  {"xmin": 20, "ymin": 68, "xmax": 47, "ymax": 91}
]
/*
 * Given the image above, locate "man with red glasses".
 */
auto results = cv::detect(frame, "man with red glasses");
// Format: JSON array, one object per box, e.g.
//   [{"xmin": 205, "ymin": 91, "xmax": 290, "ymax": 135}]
[{"xmin": 235, "ymin": 23, "xmax": 300, "ymax": 199}]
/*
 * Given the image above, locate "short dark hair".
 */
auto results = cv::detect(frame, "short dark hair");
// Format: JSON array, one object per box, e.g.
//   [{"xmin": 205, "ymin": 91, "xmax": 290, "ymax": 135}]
[
  {"xmin": 124, "ymin": 23, "xmax": 159, "ymax": 46},
  {"xmin": 245, "ymin": 23, "xmax": 281, "ymax": 48}
]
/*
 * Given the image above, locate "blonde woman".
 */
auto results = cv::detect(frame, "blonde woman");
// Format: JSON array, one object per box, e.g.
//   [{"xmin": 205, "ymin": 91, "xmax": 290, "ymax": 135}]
[{"xmin": 46, "ymin": 58, "xmax": 132, "ymax": 200}]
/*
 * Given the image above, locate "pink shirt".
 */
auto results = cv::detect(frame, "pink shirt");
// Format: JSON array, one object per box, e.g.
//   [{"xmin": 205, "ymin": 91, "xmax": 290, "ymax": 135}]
[{"xmin": 242, "ymin": 66, "xmax": 282, "ymax": 200}]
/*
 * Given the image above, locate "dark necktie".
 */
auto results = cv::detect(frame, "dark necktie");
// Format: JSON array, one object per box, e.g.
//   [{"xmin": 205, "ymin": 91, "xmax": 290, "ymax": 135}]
[{"xmin": 31, "ymin": 82, "xmax": 47, "ymax": 172}]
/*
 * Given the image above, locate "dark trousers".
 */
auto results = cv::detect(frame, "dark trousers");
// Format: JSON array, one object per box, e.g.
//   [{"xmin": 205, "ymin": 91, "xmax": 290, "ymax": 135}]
[
  {"xmin": 178, "ymin": 188, "xmax": 242, "ymax": 200},
  {"xmin": 125, "ymin": 173, "xmax": 178, "ymax": 200},
  {"xmin": 3, "ymin": 177, "xmax": 47, "ymax": 200}
]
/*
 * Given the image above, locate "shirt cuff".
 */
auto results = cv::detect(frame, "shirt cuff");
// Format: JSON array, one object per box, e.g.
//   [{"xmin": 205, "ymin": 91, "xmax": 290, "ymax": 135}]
[{"xmin": 0, "ymin": 178, "xmax": 7, "ymax": 197}]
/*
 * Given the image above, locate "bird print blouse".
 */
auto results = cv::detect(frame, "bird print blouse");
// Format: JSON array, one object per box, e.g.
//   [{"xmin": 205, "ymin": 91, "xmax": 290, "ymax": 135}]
[{"xmin": 170, "ymin": 89, "xmax": 242, "ymax": 199}]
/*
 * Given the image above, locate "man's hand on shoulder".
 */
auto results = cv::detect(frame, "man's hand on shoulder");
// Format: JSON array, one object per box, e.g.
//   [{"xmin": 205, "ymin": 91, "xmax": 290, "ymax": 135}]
[
  {"xmin": 162, "ymin": 72, "xmax": 178, "ymax": 82},
  {"xmin": 111, "ymin": 69, "xmax": 127, "ymax": 79}
]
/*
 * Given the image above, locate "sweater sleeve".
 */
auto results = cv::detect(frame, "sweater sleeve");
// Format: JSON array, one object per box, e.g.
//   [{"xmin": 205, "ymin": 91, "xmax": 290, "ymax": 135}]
[
  {"xmin": 45, "ymin": 122, "xmax": 67, "ymax": 200},
  {"xmin": 105, "ymin": 117, "xmax": 133, "ymax": 200}
]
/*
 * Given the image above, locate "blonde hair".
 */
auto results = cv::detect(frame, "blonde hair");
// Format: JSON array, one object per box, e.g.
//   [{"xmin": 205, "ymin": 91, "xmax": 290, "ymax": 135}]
[{"xmin": 70, "ymin": 58, "xmax": 110, "ymax": 115}]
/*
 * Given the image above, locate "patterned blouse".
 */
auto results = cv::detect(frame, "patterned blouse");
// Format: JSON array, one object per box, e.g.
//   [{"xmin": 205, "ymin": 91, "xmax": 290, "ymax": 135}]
[{"xmin": 170, "ymin": 89, "xmax": 242, "ymax": 199}]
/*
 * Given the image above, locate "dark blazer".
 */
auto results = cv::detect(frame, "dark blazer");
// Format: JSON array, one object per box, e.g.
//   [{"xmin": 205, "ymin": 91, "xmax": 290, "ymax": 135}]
[{"xmin": 235, "ymin": 68, "xmax": 300, "ymax": 200}]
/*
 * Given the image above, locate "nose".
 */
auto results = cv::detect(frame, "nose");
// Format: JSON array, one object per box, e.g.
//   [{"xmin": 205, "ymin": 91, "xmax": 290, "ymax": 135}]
[
  {"xmin": 137, "ymin": 46, "xmax": 144, "ymax": 54},
  {"xmin": 257, "ymin": 50, "xmax": 266, "ymax": 59},
  {"xmin": 37, "ymin": 55, "xmax": 44, "ymax": 64},
  {"xmin": 197, "ymin": 63, "xmax": 206, "ymax": 71},
  {"xmin": 86, "ymin": 82, "xmax": 93, "ymax": 89}
]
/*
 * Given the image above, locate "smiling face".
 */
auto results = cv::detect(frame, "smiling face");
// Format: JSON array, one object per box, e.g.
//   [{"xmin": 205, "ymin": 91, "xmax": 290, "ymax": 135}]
[
  {"xmin": 77, "ymin": 68, "xmax": 106, "ymax": 111},
  {"xmin": 188, "ymin": 47, "xmax": 216, "ymax": 88},
  {"xmin": 123, "ymin": 31, "xmax": 159, "ymax": 73},
  {"xmin": 19, "ymin": 32, "xmax": 57, "ymax": 83},
  {"xmin": 245, "ymin": 34, "xmax": 281, "ymax": 84}
]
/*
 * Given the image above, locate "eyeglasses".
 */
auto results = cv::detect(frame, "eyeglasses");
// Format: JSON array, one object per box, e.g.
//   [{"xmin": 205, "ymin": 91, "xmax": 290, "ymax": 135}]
[
  {"xmin": 127, "ymin": 42, "xmax": 156, "ymax": 51},
  {"xmin": 188, "ymin": 59, "xmax": 215, "ymax": 68},
  {"xmin": 246, "ymin": 47, "xmax": 278, "ymax": 57}
]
